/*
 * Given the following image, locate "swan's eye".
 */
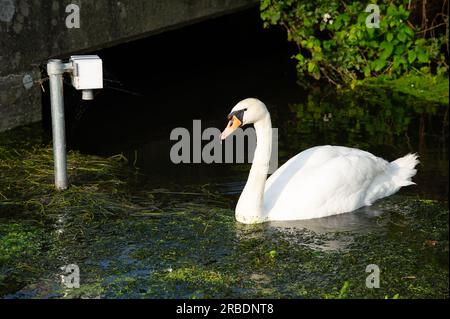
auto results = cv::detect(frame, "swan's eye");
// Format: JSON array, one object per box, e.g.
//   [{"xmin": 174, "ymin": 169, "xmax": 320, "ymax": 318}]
[{"xmin": 227, "ymin": 109, "xmax": 245, "ymax": 125}]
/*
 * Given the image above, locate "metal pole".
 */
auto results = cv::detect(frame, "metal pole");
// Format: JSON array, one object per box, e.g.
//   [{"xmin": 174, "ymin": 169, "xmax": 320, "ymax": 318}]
[{"xmin": 47, "ymin": 59, "xmax": 68, "ymax": 190}]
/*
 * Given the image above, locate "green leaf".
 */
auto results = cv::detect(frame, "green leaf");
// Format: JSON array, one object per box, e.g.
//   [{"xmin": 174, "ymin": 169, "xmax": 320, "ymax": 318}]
[
  {"xmin": 308, "ymin": 61, "xmax": 317, "ymax": 73},
  {"xmin": 373, "ymin": 59, "xmax": 386, "ymax": 72},
  {"xmin": 404, "ymin": 27, "xmax": 414, "ymax": 38},
  {"xmin": 417, "ymin": 51, "xmax": 429, "ymax": 63},
  {"xmin": 380, "ymin": 42, "xmax": 394, "ymax": 60},
  {"xmin": 333, "ymin": 19, "xmax": 342, "ymax": 30},
  {"xmin": 395, "ymin": 45, "xmax": 405, "ymax": 55},
  {"xmin": 270, "ymin": 11, "xmax": 281, "ymax": 24},
  {"xmin": 356, "ymin": 30, "xmax": 363, "ymax": 40},
  {"xmin": 393, "ymin": 56, "xmax": 407, "ymax": 70},
  {"xmin": 386, "ymin": 32, "xmax": 394, "ymax": 42},
  {"xmin": 393, "ymin": 56, "xmax": 402, "ymax": 69},
  {"xmin": 295, "ymin": 53, "xmax": 305, "ymax": 64},
  {"xmin": 306, "ymin": 39, "xmax": 315, "ymax": 49},
  {"xmin": 363, "ymin": 65, "xmax": 371, "ymax": 77},
  {"xmin": 313, "ymin": 45, "xmax": 322, "ymax": 53},
  {"xmin": 397, "ymin": 31, "xmax": 407, "ymax": 42},
  {"xmin": 260, "ymin": 0, "xmax": 270, "ymax": 10},
  {"xmin": 408, "ymin": 51, "xmax": 416, "ymax": 63},
  {"xmin": 387, "ymin": 5, "xmax": 397, "ymax": 16},
  {"xmin": 341, "ymin": 13, "xmax": 350, "ymax": 24}
]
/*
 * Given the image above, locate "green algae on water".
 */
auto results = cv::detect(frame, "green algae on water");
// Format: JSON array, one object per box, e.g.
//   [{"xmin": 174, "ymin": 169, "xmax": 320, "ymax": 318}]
[{"xmin": 0, "ymin": 123, "xmax": 448, "ymax": 299}]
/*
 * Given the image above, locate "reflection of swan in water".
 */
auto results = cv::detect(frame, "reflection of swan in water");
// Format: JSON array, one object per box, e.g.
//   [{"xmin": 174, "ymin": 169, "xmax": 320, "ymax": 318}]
[
  {"xmin": 266, "ymin": 205, "xmax": 389, "ymax": 251},
  {"xmin": 268, "ymin": 205, "xmax": 386, "ymax": 234},
  {"xmin": 275, "ymin": 205, "xmax": 389, "ymax": 250},
  {"xmin": 220, "ymin": 183, "xmax": 391, "ymax": 235},
  {"xmin": 232, "ymin": 201, "xmax": 390, "ymax": 251}
]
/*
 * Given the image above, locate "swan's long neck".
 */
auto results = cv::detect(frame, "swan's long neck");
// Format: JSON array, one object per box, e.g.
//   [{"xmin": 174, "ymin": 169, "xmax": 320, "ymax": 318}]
[{"xmin": 235, "ymin": 113, "xmax": 272, "ymax": 223}]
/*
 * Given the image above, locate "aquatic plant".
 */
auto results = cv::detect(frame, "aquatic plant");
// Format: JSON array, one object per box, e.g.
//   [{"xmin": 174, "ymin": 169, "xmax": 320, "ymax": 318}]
[
  {"xmin": 0, "ymin": 121, "xmax": 447, "ymax": 299},
  {"xmin": 0, "ymin": 125, "xmax": 155, "ymax": 222}
]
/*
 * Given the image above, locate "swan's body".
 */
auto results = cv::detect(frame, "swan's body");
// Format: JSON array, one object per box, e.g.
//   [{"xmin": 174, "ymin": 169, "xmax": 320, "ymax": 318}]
[
  {"xmin": 221, "ymin": 98, "xmax": 419, "ymax": 224},
  {"xmin": 263, "ymin": 145, "xmax": 418, "ymax": 221}
]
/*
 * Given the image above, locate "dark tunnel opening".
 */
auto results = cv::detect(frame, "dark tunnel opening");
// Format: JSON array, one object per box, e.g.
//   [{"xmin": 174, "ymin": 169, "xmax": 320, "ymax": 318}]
[{"xmin": 40, "ymin": 7, "xmax": 305, "ymax": 180}]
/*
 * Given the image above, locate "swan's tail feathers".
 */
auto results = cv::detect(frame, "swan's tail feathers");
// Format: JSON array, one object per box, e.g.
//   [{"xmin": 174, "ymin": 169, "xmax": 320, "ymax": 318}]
[{"xmin": 390, "ymin": 153, "xmax": 420, "ymax": 186}]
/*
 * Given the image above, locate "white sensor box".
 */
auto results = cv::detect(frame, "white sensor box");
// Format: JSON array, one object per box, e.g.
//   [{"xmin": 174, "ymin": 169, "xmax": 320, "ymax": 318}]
[{"xmin": 70, "ymin": 55, "xmax": 103, "ymax": 90}]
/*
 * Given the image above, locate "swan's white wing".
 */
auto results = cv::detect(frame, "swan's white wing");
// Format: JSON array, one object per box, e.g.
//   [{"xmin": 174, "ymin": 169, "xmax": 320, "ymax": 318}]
[{"xmin": 263, "ymin": 145, "xmax": 389, "ymax": 220}]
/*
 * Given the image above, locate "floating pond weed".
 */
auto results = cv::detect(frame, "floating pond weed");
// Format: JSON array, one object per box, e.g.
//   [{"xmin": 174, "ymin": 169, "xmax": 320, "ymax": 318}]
[{"xmin": 0, "ymin": 121, "xmax": 448, "ymax": 298}]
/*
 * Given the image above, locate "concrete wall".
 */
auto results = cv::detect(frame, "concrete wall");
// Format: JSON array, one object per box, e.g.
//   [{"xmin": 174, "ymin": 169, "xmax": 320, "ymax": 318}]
[{"xmin": 0, "ymin": 0, "xmax": 258, "ymax": 132}]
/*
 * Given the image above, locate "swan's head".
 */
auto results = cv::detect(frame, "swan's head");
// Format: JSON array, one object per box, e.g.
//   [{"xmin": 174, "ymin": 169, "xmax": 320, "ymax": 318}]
[{"xmin": 221, "ymin": 98, "xmax": 268, "ymax": 140}]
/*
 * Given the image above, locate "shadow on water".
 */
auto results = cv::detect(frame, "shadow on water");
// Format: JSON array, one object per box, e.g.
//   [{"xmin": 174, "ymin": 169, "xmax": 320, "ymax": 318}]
[{"xmin": 1, "ymin": 8, "xmax": 448, "ymax": 298}]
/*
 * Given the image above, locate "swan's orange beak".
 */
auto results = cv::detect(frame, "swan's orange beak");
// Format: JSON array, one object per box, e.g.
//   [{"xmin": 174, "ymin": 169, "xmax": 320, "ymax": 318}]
[{"xmin": 220, "ymin": 115, "xmax": 242, "ymax": 140}]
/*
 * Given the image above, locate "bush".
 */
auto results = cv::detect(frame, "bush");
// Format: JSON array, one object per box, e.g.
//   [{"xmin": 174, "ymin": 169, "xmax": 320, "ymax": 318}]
[{"xmin": 261, "ymin": 0, "xmax": 448, "ymax": 86}]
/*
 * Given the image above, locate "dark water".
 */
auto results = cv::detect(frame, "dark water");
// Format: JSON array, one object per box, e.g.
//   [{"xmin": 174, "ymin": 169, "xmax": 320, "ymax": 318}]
[
  {"xmin": 1, "ymin": 8, "xmax": 448, "ymax": 298},
  {"xmin": 51, "ymin": 9, "xmax": 447, "ymax": 201}
]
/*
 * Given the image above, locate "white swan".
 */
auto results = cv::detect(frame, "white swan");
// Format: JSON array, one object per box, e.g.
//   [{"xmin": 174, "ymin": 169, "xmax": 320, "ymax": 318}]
[{"xmin": 220, "ymin": 98, "xmax": 419, "ymax": 224}]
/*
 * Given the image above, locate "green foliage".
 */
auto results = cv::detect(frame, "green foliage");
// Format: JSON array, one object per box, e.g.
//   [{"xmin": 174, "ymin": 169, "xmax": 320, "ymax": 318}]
[
  {"xmin": 323, "ymin": 281, "xmax": 350, "ymax": 299},
  {"xmin": 277, "ymin": 79, "xmax": 448, "ymax": 162},
  {"xmin": 360, "ymin": 73, "xmax": 449, "ymax": 104},
  {"xmin": 0, "ymin": 224, "xmax": 42, "ymax": 264},
  {"xmin": 261, "ymin": 0, "xmax": 448, "ymax": 85}
]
